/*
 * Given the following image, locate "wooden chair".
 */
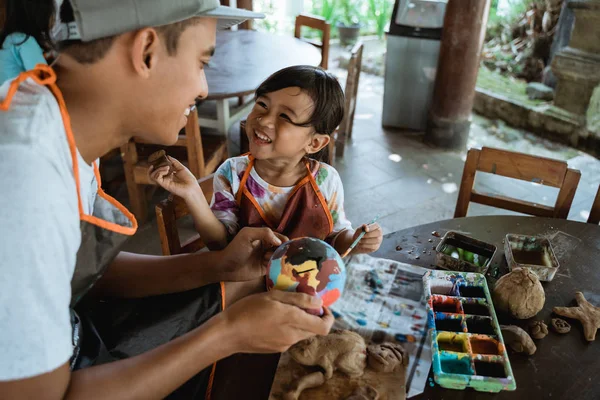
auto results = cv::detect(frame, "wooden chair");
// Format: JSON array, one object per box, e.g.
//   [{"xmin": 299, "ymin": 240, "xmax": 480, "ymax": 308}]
[
  {"xmin": 455, "ymin": 147, "xmax": 581, "ymax": 219},
  {"xmin": 587, "ymin": 185, "xmax": 600, "ymax": 224},
  {"xmin": 334, "ymin": 41, "xmax": 363, "ymax": 159},
  {"xmin": 155, "ymin": 174, "xmax": 214, "ymax": 255},
  {"xmin": 121, "ymin": 110, "xmax": 227, "ymax": 223},
  {"xmin": 294, "ymin": 13, "xmax": 330, "ymax": 70}
]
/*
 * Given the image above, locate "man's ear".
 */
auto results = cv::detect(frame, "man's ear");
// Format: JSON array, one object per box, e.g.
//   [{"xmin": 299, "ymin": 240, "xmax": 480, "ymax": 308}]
[
  {"xmin": 305, "ymin": 133, "xmax": 331, "ymax": 155},
  {"xmin": 130, "ymin": 28, "xmax": 161, "ymax": 78}
]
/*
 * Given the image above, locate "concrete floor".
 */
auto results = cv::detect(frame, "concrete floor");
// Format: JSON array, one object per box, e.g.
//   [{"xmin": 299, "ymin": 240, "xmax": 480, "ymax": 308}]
[{"xmin": 120, "ymin": 43, "xmax": 600, "ymax": 255}]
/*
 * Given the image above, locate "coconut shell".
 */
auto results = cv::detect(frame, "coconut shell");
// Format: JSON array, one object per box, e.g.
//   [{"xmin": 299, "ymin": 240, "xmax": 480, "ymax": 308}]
[{"xmin": 493, "ymin": 268, "xmax": 545, "ymax": 319}]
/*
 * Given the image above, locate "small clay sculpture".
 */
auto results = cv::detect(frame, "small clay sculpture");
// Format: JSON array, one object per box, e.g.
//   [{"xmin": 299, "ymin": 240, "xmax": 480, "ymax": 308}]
[
  {"xmin": 345, "ymin": 385, "xmax": 379, "ymax": 400},
  {"xmin": 493, "ymin": 268, "xmax": 545, "ymax": 319},
  {"xmin": 283, "ymin": 372, "xmax": 325, "ymax": 400},
  {"xmin": 367, "ymin": 343, "xmax": 408, "ymax": 373},
  {"xmin": 551, "ymin": 318, "xmax": 571, "ymax": 334},
  {"xmin": 500, "ymin": 325, "xmax": 537, "ymax": 355},
  {"xmin": 529, "ymin": 320, "xmax": 548, "ymax": 339},
  {"xmin": 288, "ymin": 330, "xmax": 367, "ymax": 380},
  {"xmin": 148, "ymin": 150, "xmax": 173, "ymax": 175},
  {"xmin": 285, "ymin": 330, "xmax": 407, "ymax": 400},
  {"xmin": 553, "ymin": 292, "xmax": 600, "ymax": 341}
]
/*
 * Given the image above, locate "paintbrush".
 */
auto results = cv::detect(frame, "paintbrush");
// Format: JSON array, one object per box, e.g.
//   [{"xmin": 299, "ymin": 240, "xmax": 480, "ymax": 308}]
[{"xmin": 341, "ymin": 215, "xmax": 380, "ymax": 258}]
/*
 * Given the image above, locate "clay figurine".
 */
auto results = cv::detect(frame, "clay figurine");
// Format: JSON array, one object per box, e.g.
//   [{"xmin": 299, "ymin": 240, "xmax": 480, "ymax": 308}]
[
  {"xmin": 529, "ymin": 320, "xmax": 548, "ymax": 339},
  {"xmin": 284, "ymin": 330, "xmax": 367, "ymax": 400},
  {"xmin": 500, "ymin": 325, "xmax": 537, "ymax": 355},
  {"xmin": 553, "ymin": 292, "xmax": 600, "ymax": 341},
  {"xmin": 551, "ymin": 318, "xmax": 571, "ymax": 334},
  {"xmin": 493, "ymin": 268, "xmax": 545, "ymax": 319},
  {"xmin": 148, "ymin": 150, "xmax": 173, "ymax": 175},
  {"xmin": 367, "ymin": 343, "xmax": 408, "ymax": 373},
  {"xmin": 284, "ymin": 331, "xmax": 407, "ymax": 400},
  {"xmin": 345, "ymin": 385, "xmax": 379, "ymax": 400}
]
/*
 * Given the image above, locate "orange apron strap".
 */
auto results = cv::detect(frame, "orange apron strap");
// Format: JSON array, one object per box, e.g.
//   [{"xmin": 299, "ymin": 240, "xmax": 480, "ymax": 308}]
[
  {"xmin": 305, "ymin": 160, "xmax": 334, "ymax": 233},
  {"xmin": 1, "ymin": 65, "xmax": 137, "ymax": 235},
  {"xmin": 235, "ymin": 155, "xmax": 255, "ymax": 205}
]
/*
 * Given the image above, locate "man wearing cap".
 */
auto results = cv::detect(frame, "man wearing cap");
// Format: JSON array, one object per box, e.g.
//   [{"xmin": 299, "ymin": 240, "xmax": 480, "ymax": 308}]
[{"xmin": 0, "ymin": 1, "xmax": 334, "ymax": 398}]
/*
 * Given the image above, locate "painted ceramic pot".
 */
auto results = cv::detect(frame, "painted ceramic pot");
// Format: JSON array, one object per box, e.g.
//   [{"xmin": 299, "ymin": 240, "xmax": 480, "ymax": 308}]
[{"xmin": 267, "ymin": 237, "xmax": 346, "ymax": 308}]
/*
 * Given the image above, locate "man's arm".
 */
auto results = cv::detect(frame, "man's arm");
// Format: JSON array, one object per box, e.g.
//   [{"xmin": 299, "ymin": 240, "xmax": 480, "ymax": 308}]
[
  {"xmin": 0, "ymin": 291, "xmax": 334, "ymax": 400},
  {"xmin": 94, "ymin": 227, "xmax": 285, "ymax": 298}
]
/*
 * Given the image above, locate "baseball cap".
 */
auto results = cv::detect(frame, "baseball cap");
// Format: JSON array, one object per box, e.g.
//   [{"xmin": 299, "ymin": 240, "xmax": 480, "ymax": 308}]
[{"xmin": 53, "ymin": 0, "xmax": 265, "ymax": 42}]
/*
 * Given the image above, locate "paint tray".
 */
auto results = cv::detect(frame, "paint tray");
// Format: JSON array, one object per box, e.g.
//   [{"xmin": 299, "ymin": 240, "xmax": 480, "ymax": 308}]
[
  {"xmin": 435, "ymin": 231, "xmax": 496, "ymax": 275},
  {"xmin": 423, "ymin": 270, "xmax": 516, "ymax": 392},
  {"xmin": 504, "ymin": 234, "xmax": 559, "ymax": 281}
]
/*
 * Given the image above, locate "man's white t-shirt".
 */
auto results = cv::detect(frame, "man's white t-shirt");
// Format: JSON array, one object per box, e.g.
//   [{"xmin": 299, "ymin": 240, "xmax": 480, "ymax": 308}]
[{"xmin": 0, "ymin": 78, "xmax": 96, "ymax": 380}]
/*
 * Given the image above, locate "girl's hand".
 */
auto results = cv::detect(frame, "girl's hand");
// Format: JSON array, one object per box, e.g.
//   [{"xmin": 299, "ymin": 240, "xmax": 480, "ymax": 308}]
[
  {"xmin": 350, "ymin": 223, "xmax": 383, "ymax": 254},
  {"xmin": 149, "ymin": 156, "xmax": 200, "ymax": 200}
]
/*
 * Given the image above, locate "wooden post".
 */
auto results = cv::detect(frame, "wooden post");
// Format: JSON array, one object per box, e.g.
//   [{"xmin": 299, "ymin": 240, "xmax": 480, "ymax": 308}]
[
  {"xmin": 237, "ymin": 0, "xmax": 254, "ymax": 30},
  {"xmin": 425, "ymin": 0, "xmax": 491, "ymax": 149}
]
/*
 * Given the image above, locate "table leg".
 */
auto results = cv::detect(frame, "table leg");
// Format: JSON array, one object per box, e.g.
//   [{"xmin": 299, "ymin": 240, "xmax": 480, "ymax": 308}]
[{"xmin": 216, "ymin": 99, "xmax": 231, "ymax": 139}]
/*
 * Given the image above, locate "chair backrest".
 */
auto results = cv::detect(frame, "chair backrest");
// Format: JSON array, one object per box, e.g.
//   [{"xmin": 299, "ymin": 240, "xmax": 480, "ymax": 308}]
[
  {"xmin": 588, "ymin": 185, "xmax": 600, "ymax": 224},
  {"xmin": 156, "ymin": 174, "xmax": 214, "ymax": 255},
  {"xmin": 340, "ymin": 41, "xmax": 363, "ymax": 141},
  {"xmin": 294, "ymin": 13, "xmax": 330, "ymax": 69},
  {"xmin": 455, "ymin": 147, "xmax": 581, "ymax": 219}
]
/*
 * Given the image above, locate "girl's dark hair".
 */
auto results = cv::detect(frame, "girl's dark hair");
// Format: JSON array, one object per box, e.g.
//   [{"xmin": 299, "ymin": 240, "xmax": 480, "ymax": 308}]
[
  {"xmin": 0, "ymin": 0, "xmax": 55, "ymax": 51},
  {"xmin": 255, "ymin": 65, "xmax": 345, "ymax": 136}
]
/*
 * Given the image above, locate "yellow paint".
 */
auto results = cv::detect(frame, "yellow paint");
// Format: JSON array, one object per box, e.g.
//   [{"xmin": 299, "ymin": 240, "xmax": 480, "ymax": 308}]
[{"xmin": 275, "ymin": 258, "xmax": 320, "ymax": 290}]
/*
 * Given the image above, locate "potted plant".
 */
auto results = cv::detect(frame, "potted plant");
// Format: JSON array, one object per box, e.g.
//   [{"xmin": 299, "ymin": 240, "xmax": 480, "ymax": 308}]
[
  {"xmin": 367, "ymin": 0, "xmax": 393, "ymax": 40},
  {"xmin": 336, "ymin": 0, "xmax": 362, "ymax": 45}
]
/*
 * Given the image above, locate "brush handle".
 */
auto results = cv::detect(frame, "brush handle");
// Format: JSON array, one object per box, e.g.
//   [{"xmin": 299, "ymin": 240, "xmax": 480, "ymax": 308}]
[{"xmin": 341, "ymin": 215, "xmax": 380, "ymax": 258}]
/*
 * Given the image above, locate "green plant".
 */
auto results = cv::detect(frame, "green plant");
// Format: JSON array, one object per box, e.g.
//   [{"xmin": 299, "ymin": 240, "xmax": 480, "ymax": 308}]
[
  {"xmin": 338, "ymin": 0, "xmax": 363, "ymax": 27},
  {"xmin": 311, "ymin": 0, "xmax": 340, "ymax": 25},
  {"xmin": 367, "ymin": 0, "xmax": 393, "ymax": 39}
]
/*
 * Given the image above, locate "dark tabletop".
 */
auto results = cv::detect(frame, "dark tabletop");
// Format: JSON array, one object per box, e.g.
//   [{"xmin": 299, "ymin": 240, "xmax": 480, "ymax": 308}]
[
  {"xmin": 205, "ymin": 30, "xmax": 322, "ymax": 100},
  {"xmin": 373, "ymin": 216, "xmax": 600, "ymax": 400}
]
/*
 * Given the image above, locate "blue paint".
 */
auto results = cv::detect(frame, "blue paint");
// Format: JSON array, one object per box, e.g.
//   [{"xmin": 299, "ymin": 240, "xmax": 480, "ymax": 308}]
[
  {"xmin": 356, "ymin": 319, "xmax": 367, "ymax": 326},
  {"xmin": 332, "ymin": 310, "xmax": 341, "ymax": 318}
]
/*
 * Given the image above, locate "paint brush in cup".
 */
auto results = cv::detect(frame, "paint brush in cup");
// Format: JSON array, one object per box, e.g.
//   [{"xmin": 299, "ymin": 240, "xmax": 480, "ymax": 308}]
[{"xmin": 341, "ymin": 215, "xmax": 380, "ymax": 258}]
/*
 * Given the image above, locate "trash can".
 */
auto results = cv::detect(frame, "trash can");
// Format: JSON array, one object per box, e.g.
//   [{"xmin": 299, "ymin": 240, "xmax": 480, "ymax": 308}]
[{"xmin": 382, "ymin": 0, "xmax": 448, "ymax": 131}]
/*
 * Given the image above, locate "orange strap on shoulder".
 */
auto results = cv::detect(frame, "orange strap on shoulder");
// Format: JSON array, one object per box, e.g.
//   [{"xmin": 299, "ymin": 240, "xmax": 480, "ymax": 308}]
[
  {"xmin": 235, "ymin": 155, "xmax": 255, "ymax": 205},
  {"xmin": 1, "ymin": 65, "xmax": 137, "ymax": 235}
]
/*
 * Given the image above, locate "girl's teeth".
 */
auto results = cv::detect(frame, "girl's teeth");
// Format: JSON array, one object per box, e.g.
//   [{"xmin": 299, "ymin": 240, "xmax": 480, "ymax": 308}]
[{"xmin": 257, "ymin": 133, "xmax": 271, "ymax": 143}]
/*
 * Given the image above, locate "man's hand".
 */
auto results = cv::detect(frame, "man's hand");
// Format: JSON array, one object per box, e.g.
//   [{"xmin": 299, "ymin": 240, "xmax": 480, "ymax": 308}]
[
  {"xmin": 220, "ymin": 227, "xmax": 288, "ymax": 282},
  {"xmin": 221, "ymin": 291, "xmax": 334, "ymax": 353}
]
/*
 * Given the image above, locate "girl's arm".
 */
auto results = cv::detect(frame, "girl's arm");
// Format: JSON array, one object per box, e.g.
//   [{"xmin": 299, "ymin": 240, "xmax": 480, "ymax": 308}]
[
  {"xmin": 185, "ymin": 184, "xmax": 229, "ymax": 250},
  {"xmin": 149, "ymin": 156, "xmax": 229, "ymax": 249}
]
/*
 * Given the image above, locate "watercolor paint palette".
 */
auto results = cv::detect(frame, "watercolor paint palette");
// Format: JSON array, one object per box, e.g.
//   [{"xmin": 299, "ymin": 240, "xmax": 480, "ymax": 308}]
[{"xmin": 423, "ymin": 270, "xmax": 516, "ymax": 393}]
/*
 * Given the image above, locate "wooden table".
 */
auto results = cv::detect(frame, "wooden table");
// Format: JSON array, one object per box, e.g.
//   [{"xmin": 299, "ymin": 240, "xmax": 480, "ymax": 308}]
[
  {"xmin": 200, "ymin": 30, "xmax": 322, "ymax": 135},
  {"xmin": 373, "ymin": 216, "xmax": 600, "ymax": 400}
]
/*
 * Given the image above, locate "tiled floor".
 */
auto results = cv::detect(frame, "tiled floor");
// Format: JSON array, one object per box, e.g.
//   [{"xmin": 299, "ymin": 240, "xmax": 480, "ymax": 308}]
[{"xmin": 121, "ymin": 52, "xmax": 600, "ymax": 255}]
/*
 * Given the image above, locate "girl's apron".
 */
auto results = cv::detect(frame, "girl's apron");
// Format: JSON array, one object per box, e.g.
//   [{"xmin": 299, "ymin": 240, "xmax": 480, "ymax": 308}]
[
  {"xmin": 1, "ymin": 65, "xmax": 222, "ymax": 399},
  {"xmin": 236, "ymin": 155, "xmax": 334, "ymax": 240}
]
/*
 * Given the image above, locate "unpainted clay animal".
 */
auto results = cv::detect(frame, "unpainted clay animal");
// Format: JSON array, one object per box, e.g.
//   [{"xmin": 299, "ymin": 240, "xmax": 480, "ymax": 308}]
[
  {"xmin": 284, "ymin": 330, "xmax": 368, "ymax": 400},
  {"xmin": 500, "ymin": 325, "xmax": 537, "ymax": 355},
  {"xmin": 288, "ymin": 329, "xmax": 367, "ymax": 380},
  {"xmin": 284, "ymin": 331, "xmax": 408, "ymax": 400}
]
